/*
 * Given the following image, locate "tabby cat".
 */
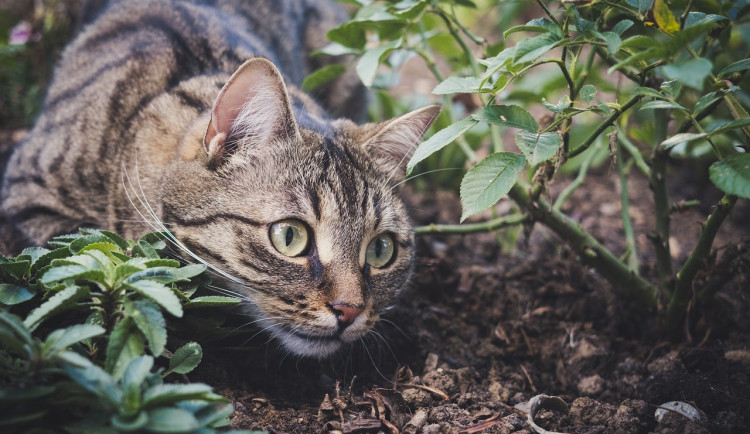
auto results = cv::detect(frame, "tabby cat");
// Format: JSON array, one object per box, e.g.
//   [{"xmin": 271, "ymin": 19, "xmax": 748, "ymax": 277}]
[{"xmin": 1, "ymin": 0, "xmax": 439, "ymax": 358}]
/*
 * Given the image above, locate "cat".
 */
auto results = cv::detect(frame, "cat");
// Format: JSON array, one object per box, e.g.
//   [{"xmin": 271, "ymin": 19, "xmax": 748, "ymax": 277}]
[{"xmin": 1, "ymin": 0, "xmax": 439, "ymax": 358}]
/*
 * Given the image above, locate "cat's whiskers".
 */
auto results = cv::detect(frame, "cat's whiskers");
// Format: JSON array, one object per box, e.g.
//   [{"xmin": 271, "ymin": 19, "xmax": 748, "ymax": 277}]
[
  {"xmin": 121, "ymin": 159, "xmax": 261, "ymax": 293},
  {"xmin": 388, "ymin": 167, "xmax": 464, "ymax": 192}
]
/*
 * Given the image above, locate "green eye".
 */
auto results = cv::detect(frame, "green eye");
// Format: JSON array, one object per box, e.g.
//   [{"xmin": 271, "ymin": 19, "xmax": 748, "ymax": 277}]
[
  {"xmin": 269, "ymin": 219, "xmax": 309, "ymax": 257},
  {"xmin": 365, "ymin": 234, "xmax": 395, "ymax": 268}
]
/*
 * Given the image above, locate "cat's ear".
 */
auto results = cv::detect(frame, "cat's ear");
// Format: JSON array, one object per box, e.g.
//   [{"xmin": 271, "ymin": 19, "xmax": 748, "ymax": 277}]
[
  {"xmin": 203, "ymin": 58, "xmax": 300, "ymax": 165},
  {"xmin": 362, "ymin": 104, "xmax": 441, "ymax": 179}
]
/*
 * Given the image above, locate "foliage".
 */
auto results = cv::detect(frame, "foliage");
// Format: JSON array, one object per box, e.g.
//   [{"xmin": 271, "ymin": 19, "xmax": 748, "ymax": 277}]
[
  {"xmin": 325, "ymin": 0, "xmax": 750, "ymax": 333},
  {"xmin": 0, "ymin": 229, "xmax": 248, "ymax": 433},
  {"xmin": 0, "ymin": 0, "xmax": 78, "ymax": 128}
]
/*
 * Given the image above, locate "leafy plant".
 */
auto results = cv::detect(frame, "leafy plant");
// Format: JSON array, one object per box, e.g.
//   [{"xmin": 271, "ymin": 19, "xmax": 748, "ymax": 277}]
[
  {"xmin": 323, "ymin": 0, "xmax": 750, "ymax": 334},
  {"xmin": 0, "ymin": 229, "xmax": 248, "ymax": 433}
]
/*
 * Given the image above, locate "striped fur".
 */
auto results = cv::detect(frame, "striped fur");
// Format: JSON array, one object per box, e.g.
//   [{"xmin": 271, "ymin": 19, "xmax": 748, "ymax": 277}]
[{"xmin": 1, "ymin": 0, "xmax": 439, "ymax": 358}]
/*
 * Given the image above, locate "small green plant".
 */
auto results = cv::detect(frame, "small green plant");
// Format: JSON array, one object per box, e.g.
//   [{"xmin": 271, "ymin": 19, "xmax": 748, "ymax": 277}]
[
  {"xmin": 322, "ymin": 0, "xmax": 750, "ymax": 334},
  {"xmin": 0, "ymin": 229, "xmax": 247, "ymax": 433}
]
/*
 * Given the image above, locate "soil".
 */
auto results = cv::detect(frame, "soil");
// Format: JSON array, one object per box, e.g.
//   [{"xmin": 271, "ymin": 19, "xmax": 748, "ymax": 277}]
[{"xmin": 2, "ymin": 127, "xmax": 748, "ymax": 433}]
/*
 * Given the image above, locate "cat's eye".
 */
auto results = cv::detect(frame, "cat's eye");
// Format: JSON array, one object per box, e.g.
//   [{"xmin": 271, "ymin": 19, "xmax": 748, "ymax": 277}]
[
  {"xmin": 269, "ymin": 219, "xmax": 310, "ymax": 257},
  {"xmin": 365, "ymin": 234, "xmax": 395, "ymax": 268}
]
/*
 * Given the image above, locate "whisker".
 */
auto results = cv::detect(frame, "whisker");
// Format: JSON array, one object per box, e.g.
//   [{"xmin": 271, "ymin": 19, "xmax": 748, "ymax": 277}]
[{"xmin": 390, "ymin": 167, "xmax": 464, "ymax": 191}]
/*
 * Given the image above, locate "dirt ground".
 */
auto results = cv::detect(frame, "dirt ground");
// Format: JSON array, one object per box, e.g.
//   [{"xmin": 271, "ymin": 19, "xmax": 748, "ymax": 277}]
[{"xmin": 5, "ymin": 128, "xmax": 748, "ymax": 433}]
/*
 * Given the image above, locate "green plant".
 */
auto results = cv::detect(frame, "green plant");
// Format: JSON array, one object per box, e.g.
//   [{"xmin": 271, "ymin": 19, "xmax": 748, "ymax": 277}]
[
  {"xmin": 322, "ymin": 0, "xmax": 750, "ymax": 334},
  {"xmin": 0, "ymin": 229, "xmax": 250, "ymax": 433}
]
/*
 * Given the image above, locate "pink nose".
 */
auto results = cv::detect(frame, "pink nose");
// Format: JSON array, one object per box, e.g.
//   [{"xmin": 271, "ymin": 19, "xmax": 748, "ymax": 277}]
[{"xmin": 330, "ymin": 303, "xmax": 363, "ymax": 326}]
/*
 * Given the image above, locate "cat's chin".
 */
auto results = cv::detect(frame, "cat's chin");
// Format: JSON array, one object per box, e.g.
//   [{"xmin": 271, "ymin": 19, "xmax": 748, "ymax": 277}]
[{"xmin": 276, "ymin": 330, "xmax": 345, "ymax": 359}]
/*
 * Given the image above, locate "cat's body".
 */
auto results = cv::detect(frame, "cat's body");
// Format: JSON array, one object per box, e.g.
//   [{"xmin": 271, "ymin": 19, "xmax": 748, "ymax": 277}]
[{"xmin": 2, "ymin": 0, "xmax": 438, "ymax": 357}]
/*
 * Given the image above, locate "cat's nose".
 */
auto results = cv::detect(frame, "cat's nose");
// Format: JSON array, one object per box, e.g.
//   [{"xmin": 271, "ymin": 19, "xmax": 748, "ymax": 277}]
[{"xmin": 330, "ymin": 303, "xmax": 363, "ymax": 327}]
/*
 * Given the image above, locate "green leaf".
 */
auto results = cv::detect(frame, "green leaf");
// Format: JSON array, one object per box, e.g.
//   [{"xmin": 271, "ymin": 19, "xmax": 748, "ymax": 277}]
[
  {"xmin": 40, "ymin": 264, "xmax": 107, "ymax": 286},
  {"xmin": 127, "ymin": 300, "xmax": 167, "ymax": 357},
  {"xmin": 661, "ymin": 118, "xmax": 750, "ymax": 147},
  {"xmin": 516, "ymin": 131, "xmax": 562, "ymax": 166},
  {"xmin": 640, "ymin": 100, "xmax": 687, "ymax": 111},
  {"xmin": 513, "ymin": 32, "xmax": 560, "ymax": 64},
  {"xmin": 184, "ymin": 296, "xmax": 242, "ymax": 308},
  {"xmin": 0, "ymin": 260, "xmax": 30, "ymax": 280},
  {"xmin": 105, "ymin": 317, "xmax": 145, "ymax": 379},
  {"xmin": 460, "ymin": 152, "xmax": 526, "ymax": 222},
  {"xmin": 112, "ymin": 412, "xmax": 149, "ymax": 432},
  {"xmin": 406, "ymin": 117, "xmax": 478, "ymax": 174},
  {"xmin": 168, "ymin": 342, "xmax": 203, "ymax": 375},
  {"xmin": 125, "ymin": 279, "xmax": 183, "ymax": 318},
  {"xmin": 608, "ymin": 47, "xmax": 662, "ymax": 74},
  {"xmin": 663, "ymin": 57, "xmax": 713, "ymax": 90},
  {"xmin": 145, "ymin": 407, "xmax": 200, "ymax": 432},
  {"xmin": 612, "ymin": 20, "xmax": 634, "ymax": 35},
  {"xmin": 503, "ymin": 18, "xmax": 559, "ymax": 38},
  {"xmin": 0, "ymin": 310, "xmax": 33, "ymax": 348},
  {"xmin": 30, "ymin": 247, "xmax": 71, "ymax": 276},
  {"xmin": 24, "ymin": 285, "xmax": 89, "ymax": 330},
  {"xmin": 542, "ymin": 95, "xmax": 571, "ymax": 114},
  {"xmin": 625, "ymin": 0, "xmax": 653, "ymax": 13},
  {"xmin": 580, "ymin": 85, "xmax": 597, "ymax": 104},
  {"xmin": 709, "ymin": 154, "xmax": 750, "ymax": 199},
  {"xmin": 126, "ymin": 266, "xmax": 193, "ymax": 285},
  {"xmin": 115, "ymin": 262, "xmax": 147, "ymax": 283},
  {"xmin": 472, "ymin": 105, "xmax": 538, "ymax": 132},
  {"xmin": 355, "ymin": 40, "xmax": 400, "ymax": 87},
  {"xmin": 64, "ymin": 363, "xmax": 122, "ymax": 406},
  {"xmin": 44, "ymin": 323, "xmax": 105, "ymax": 354},
  {"xmin": 432, "ymin": 76, "xmax": 491, "ymax": 95},
  {"xmin": 595, "ymin": 31, "xmax": 622, "ymax": 54},
  {"xmin": 631, "ymin": 86, "xmax": 664, "ymax": 99},
  {"xmin": 302, "ymin": 64, "xmax": 346, "ymax": 92},
  {"xmin": 693, "ymin": 91, "xmax": 722, "ymax": 115},
  {"xmin": 143, "ymin": 383, "xmax": 216, "ymax": 408},
  {"xmin": 121, "ymin": 355, "xmax": 155, "ymax": 389},
  {"xmin": 0, "ymin": 284, "xmax": 35, "ymax": 305},
  {"xmin": 326, "ymin": 22, "xmax": 366, "ymax": 49},
  {"xmin": 718, "ymin": 59, "xmax": 750, "ymax": 79}
]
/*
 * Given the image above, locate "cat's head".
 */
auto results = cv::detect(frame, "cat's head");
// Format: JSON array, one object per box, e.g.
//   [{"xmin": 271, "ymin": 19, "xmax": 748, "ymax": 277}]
[{"xmin": 161, "ymin": 58, "xmax": 439, "ymax": 358}]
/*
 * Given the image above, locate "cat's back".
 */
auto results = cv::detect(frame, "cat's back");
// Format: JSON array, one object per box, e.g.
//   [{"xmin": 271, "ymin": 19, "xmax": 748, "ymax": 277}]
[{"xmin": 2, "ymin": 0, "xmax": 360, "ymax": 244}]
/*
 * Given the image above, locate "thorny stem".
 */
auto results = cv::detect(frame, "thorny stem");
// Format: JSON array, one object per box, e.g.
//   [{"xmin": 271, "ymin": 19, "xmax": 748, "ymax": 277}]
[
  {"xmin": 414, "ymin": 213, "xmax": 527, "ymax": 235},
  {"xmin": 566, "ymin": 94, "xmax": 642, "ymax": 158},
  {"xmin": 509, "ymin": 183, "xmax": 659, "ymax": 307},
  {"xmin": 649, "ymin": 110, "xmax": 673, "ymax": 297},
  {"xmin": 665, "ymin": 194, "xmax": 738, "ymax": 334}
]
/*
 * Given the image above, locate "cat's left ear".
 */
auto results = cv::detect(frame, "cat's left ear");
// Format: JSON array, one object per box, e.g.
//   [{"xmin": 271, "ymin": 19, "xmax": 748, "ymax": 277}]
[
  {"xmin": 362, "ymin": 104, "xmax": 441, "ymax": 179},
  {"xmin": 203, "ymin": 58, "xmax": 300, "ymax": 166}
]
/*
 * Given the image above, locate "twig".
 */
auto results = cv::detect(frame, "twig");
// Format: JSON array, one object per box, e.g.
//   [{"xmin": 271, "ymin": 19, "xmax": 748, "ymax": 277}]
[
  {"xmin": 648, "ymin": 110, "xmax": 673, "ymax": 297},
  {"xmin": 665, "ymin": 194, "xmax": 738, "ymax": 334},
  {"xmin": 414, "ymin": 213, "xmax": 527, "ymax": 235},
  {"xmin": 618, "ymin": 134, "xmax": 651, "ymax": 178},
  {"xmin": 566, "ymin": 95, "xmax": 641, "ymax": 158}
]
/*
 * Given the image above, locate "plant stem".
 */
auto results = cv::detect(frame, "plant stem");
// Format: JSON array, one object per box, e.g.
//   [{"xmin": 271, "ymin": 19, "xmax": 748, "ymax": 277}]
[
  {"xmin": 414, "ymin": 213, "xmax": 527, "ymax": 235},
  {"xmin": 615, "ymin": 133, "xmax": 639, "ymax": 271},
  {"xmin": 649, "ymin": 110, "xmax": 673, "ymax": 296},
  {"xmin": 618, "ymin": 133, "xmax": 650, "ymax": 177},
  {"xmin": 509, "ymin": 183, "xmax": 659, "ymax": 306},
  {"xmin": 566, "ymin": 94, "xmax": 641, "ymax": 158},
  {"xmin": 664, "ymin": 194, "xmax": 738, "ymax": 334}
]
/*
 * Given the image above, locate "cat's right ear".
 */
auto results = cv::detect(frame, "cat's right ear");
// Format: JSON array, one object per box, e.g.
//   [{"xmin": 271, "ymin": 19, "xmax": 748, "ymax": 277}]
[{"xmin": 203, "ymin": 58, "xmax": 300, "ymax": 167}]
